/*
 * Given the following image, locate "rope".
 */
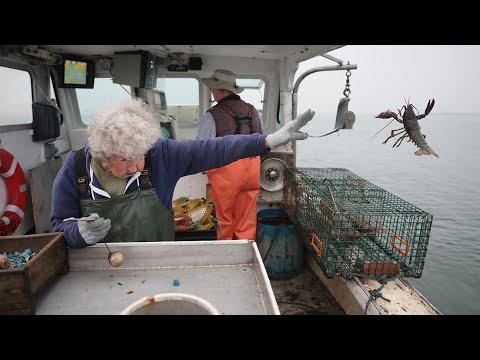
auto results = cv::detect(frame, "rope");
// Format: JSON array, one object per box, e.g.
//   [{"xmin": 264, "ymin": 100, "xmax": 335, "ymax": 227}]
[
  {"xmin": 363, "ymin": 275, "xmax": 402, "ymax": 315},
  {"xmin": 173, "ymin": 197, "xmax": 214, "ymax": 232},
  {"xmin": 322, "ymin": 179, "xmax": 339, "ymax": 213},
  {"xmin": 174, "ymin": 213, "xmax": 192, "ymax": 232},
  {"xmin": 303, "ymin": 128, "xmax": 340, "ymax": 138},
  {"xmin": 31, "ymin": 73, "xmax": 63, "ymax": 117},
  {"xmin": 298, "ymin": 170, "xmax": 339, "ymax": 213},
  {"xmin": 213, "ymin": 218, "xmax": 223, "ymax": 240}
]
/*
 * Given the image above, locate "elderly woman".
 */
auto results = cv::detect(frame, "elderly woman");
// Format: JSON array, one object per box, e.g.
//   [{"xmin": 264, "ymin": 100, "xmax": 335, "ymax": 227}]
[{"xmin": 51, "ymin": 98, "xmax": 315, "ymax": 248}]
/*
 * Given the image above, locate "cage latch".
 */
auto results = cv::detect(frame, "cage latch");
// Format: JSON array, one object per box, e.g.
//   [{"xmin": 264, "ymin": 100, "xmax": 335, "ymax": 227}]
[
  {"xmin": 391, "ymin": 235, "xmax": 411, "ymax": 257},
  {"xmin": 310, "ymin": 233, "xmax": 323, "ymax": 257}
]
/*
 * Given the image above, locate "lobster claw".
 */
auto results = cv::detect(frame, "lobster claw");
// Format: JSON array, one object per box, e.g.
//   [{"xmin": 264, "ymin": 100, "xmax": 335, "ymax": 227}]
[
  {"xmin": 425, "ymin": 99, "xmax": 435, "ymax": 116},
  {"xmin": 376, "ymin": 110, "xmax": 400, "ymax": 122}
]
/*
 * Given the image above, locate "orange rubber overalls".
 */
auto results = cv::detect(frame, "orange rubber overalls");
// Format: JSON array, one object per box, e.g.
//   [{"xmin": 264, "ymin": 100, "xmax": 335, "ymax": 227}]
[
  {"xmin": 207, "ymin": 156, "xmax": 260, "ymax": 240},
  {"xmin": 206, "ymin": 97, "xmax": 263, "ymax": 240}
]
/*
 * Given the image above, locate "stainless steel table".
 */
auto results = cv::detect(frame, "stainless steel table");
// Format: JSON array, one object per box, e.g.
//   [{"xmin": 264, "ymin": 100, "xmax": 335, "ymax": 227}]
[{"xmin": 35, "ymin": 240, "xmax": 280, "ymax": 315}]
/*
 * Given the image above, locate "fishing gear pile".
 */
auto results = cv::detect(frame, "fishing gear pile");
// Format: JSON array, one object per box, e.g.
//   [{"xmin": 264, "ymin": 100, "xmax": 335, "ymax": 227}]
[{"xmin": 173, "ymin": 197, "xmax": 215, "ymax": 232}]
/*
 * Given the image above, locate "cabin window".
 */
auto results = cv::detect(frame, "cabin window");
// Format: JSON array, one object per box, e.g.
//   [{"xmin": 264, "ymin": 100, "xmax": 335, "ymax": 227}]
[
  {"xmin": 236, "ymin": 78, "xmax": 265, "ymax": 113},
  {"xmin": 0, "ymin": 66, "xmax": 33, "ymax": 125},
  {"xmin": 155, "ymin": 77, "xmax": 199, "ymax": 140},
  {"xmin": 76, "ymin": 78, "xmax": 132, "ymax": 125}
]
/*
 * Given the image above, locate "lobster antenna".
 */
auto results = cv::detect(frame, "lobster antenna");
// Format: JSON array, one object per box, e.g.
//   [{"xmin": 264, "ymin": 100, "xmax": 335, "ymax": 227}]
[
  {"xmin": 412, "ymin": 104, "xmax": 420, "ymax": 116},
  {"xmin": 371, "ymin": 119, "xmax": 395, "ymax": 141}
]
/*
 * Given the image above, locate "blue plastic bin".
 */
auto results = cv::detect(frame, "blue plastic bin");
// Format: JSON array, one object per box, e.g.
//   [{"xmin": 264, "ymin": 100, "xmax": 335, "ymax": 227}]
[{"xmin": 256, "ymin": 209, "xmax": 304, "ymax": 279}]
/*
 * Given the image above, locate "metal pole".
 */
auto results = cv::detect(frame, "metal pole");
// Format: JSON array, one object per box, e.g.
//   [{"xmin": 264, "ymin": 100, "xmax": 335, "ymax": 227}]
[
  {"xmin": 321, "ymin": 53, "xmax": 344, "ymax": 66},
  {"xmin": 292, "ymin": 64, "xmax": 357, "ymax": 119}
]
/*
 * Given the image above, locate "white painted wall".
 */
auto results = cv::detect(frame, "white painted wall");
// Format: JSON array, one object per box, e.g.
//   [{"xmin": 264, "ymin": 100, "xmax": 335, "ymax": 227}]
[{"xmin": 173, "ymin": 172, "xmax": 208, "ymax": 201}]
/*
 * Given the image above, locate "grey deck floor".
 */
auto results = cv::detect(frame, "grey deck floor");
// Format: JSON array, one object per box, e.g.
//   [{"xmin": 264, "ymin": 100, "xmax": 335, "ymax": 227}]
[{"xmin": 270, "ymin": 266, "xmax": 345, "ymax": 315}]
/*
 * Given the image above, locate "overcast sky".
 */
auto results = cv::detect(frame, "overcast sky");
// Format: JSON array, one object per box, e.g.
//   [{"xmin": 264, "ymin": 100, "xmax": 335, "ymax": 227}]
[{"xmin": 295, "ymin": 45, "xmax": 480, "ymax": 116}]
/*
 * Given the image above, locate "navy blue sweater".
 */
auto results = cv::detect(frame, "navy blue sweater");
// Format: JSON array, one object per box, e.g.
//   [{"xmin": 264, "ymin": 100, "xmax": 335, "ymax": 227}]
[{"xmin": 51, "ymin": 134, "xmax": 268, "ymax": 248}]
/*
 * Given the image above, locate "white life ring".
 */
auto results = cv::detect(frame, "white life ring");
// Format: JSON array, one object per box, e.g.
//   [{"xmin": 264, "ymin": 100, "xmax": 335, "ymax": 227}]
[{"xmin": 0, "ymin": 148, "xmax": 27, "ymax": 236}]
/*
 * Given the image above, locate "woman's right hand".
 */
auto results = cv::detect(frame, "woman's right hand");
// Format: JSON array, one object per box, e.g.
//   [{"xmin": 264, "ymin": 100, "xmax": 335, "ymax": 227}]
[
  {"xmin": 77, "ymin": 213, "xmax": 111, "ymax": 245},
  {"xmin": 265, "ymin": 109, "xmax": 315, "ymax": 149}
]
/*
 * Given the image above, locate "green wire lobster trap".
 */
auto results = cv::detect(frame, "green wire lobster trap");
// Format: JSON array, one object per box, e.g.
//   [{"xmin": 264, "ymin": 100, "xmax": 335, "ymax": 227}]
[{"xmin": 283, "ymin": 168, "xmax": 433, "ymax": 280}]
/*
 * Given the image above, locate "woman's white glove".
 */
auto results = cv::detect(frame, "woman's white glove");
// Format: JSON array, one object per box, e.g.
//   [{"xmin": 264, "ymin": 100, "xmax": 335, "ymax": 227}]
[
  {"xmin": 266, "ymin": 109, "xmax": 315, "ymax": 149},
  {"xmin": 78, "ymin": 213, "xmax": 112, "ymax": 245}
]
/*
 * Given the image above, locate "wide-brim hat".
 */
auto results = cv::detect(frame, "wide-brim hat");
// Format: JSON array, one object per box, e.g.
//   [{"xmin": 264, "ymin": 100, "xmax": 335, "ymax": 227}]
[{"xmin": 202, "ymin": 69, "xmax": 244, "ymax": 94}]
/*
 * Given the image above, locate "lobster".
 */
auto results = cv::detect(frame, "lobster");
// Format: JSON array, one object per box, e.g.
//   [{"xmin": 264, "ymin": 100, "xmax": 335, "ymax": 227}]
[{"xmin": 375, "ymin": 99, "xmax": 439, "ymax": 158}]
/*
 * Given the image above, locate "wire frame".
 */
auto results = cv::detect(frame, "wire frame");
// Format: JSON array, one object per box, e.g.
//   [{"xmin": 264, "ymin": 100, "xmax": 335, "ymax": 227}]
[{"xmin": 283, "ymin": 168, "xmax": 432, "ymax": 280}]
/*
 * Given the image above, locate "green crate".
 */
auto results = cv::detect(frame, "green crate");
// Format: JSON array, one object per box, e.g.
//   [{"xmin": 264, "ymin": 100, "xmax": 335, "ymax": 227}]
[{"xmin": 283, "ymin": 168, "xmax": 432, "ymax": 280}]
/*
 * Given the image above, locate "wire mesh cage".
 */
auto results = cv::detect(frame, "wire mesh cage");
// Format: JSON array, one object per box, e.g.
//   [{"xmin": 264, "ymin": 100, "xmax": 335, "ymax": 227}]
[{"xmin": 283, "ymin": 168, "xmax": 433, "ymax": 280}]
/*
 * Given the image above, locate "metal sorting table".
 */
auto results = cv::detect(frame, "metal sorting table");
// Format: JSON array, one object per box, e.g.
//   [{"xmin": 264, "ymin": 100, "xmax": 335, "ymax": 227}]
[{"xmin": 35, "ymin": 240, "xmax": 280, "ymax": 315}]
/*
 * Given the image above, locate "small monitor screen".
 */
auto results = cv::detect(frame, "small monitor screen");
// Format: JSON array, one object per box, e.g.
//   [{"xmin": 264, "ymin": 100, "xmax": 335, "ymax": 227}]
[
  {"xmin": 57, "ymin": 56, "xmax": 95, "ymax": 88},
  {"xmin": 64, "ymin": 59, "xmax": 87, "ymax": 85}
]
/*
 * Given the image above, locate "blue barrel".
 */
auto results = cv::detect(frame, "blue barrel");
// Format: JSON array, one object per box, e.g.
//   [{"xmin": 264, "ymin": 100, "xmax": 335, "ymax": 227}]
[{"xmin": 256, "ymin": 209, "xmax": 304, "ymax": 279}]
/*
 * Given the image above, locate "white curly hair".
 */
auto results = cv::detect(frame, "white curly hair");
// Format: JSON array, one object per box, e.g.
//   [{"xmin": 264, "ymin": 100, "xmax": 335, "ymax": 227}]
[{"xmin": 87, "ymin": 98, "xmax": 160, "ymax": 161}]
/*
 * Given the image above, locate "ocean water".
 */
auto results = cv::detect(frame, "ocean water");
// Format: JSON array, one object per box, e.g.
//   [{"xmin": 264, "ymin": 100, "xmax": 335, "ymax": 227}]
[{"xmin": 296, "ymin": 113, "xmax": 480, "ymax": 315}]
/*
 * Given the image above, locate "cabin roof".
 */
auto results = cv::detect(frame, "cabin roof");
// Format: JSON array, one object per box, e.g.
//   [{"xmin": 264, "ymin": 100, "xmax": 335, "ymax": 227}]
[{"xmin": 41, "ymin": 45, "xmax": 343, "ymax": 62}]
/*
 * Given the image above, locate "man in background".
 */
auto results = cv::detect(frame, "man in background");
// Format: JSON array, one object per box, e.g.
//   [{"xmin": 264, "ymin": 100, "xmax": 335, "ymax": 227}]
[{"xmin": 197, "ymin": 69, "xmax": 264, "ymax": 240}]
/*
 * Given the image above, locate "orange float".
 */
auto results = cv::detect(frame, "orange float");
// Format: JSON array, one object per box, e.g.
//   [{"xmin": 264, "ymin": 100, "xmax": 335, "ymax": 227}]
[{"xmin": 0, "ymin": 148, "xmax": 27, "ymax": 236}]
